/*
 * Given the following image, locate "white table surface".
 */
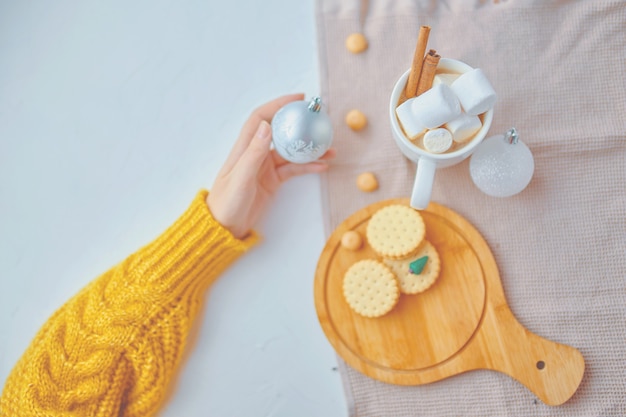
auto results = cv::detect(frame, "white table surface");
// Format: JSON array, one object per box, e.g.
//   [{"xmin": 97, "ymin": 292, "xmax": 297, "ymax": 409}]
[{"xmin": 0, "ymin": 1, "xmax": 348, "ymax": 416}]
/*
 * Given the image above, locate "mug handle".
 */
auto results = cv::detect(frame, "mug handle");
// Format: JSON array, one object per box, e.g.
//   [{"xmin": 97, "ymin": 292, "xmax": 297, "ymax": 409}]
[{"xmin": 411, "ymin": 158, "xmax": 437, "ymax": 210}]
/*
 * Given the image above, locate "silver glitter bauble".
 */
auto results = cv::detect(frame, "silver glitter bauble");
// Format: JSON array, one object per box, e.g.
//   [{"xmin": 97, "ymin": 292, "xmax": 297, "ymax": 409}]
[
  {"xmin": 271, "ymin": 97, "xmax": 333, "ymax": 164},
  {"xmin": 470, "ymin": 128, "xmax": 535, "ymax": 197}
]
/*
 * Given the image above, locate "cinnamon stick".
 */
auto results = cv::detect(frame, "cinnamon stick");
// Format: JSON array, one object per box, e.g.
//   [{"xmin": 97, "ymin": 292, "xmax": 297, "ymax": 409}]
[
  {"xmin": 404, "ymin": 25, "xmax": 430, "ymax": 99},
  {"xmin": 416, "ymin": 49, "xmax": 441, "ymax": 96}
]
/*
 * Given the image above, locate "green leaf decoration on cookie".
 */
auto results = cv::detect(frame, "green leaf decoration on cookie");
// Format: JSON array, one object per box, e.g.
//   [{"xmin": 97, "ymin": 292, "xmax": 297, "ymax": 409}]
[{"xmin": 409, "ymin": 256, "xmax": 428, "ymax": 275}]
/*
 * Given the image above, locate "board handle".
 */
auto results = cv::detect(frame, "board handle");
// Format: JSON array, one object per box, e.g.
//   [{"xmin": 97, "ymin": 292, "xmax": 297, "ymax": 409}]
[{"xmin": 484, "ymin": 306, "xmax": 585, "ymax": 406}]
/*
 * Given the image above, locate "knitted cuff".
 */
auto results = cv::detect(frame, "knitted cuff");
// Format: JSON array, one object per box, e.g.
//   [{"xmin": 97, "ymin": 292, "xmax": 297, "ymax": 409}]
[{"xmin": 121, "ymin": 189, "xmax": 259, "ymax": 307}]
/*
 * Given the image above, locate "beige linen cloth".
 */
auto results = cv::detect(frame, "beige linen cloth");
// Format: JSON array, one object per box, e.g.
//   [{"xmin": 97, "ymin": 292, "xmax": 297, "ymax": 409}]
[{"xmin": 315, "ymin": 0, "xmax": 626, "ymax": 415}]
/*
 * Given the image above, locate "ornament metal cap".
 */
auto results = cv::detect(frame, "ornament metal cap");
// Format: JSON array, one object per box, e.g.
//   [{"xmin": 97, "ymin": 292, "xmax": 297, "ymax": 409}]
[
  {"xmin": 308, "ymin": 96, "xmax": 323, "ymax": 112},
  {"xmin": 504, "ymin": 127, "xmax": 519, "ymax": 144}
]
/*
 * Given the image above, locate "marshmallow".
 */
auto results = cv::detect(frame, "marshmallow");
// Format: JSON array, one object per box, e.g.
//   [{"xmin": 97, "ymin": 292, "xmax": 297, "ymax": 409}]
[
  {"xmin": 450, "ymin": 68, "xmax": 497, "ymax": 116},
  {"xmin": 396, "ymin": 98, "xmax": 426, "ymax": 139},
  {"xmin": 432, "ymin": 73, "xmax": 460, "ymax": 87},
  {"xmin": 423, "ymin": 128, "xmax": 453, "ymax": 153},
  {"xmin": 410, "ymin": 84, "xmax": 461, "ymax": 129},
  {"xmin": 445, "ymin": 112, "xmax": 482, "ymax": 143}
]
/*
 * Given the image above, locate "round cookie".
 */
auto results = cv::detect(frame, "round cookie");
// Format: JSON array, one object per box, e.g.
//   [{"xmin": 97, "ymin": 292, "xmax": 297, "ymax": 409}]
[
  {"xmin": 343, "ymin": 259, "xmax": 399, "ymax": 318},
  {"xmin": 341, "ymin": 230, "xmax": 363, "ymax": 251},
  {"xmin": 383, "ymin": 240, "xmax": 441, "ymax": 294},
  {"xmin": 366, "ymin": 204, "xmax": 425, "ymax": 259},
  {"xmin": 357, "ymin": 172, "xmax": 378, "ymax": 192},
  {"xmin": 345, "ymin": 33, "xmax": 368, "ymax": 54},
  {"xmin": 346, "ymin": 109, "xmax": 368, "ymax": 131}
]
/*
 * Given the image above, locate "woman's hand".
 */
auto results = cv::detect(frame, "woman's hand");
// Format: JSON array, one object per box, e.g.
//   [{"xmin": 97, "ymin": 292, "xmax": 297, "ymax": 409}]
[{"xmin": 207, "ymin": 94, "xmax": 336, "ymax": 239}]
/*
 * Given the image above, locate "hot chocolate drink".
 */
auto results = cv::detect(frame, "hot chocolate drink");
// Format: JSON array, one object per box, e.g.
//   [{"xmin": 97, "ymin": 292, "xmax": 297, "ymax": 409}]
[{"xmin": 395, "ymin": 66, "xmax": 496, "ymax": 155}]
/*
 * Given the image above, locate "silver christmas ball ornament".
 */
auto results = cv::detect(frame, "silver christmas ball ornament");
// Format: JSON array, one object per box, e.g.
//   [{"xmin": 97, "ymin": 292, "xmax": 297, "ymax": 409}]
[
  {"xmin": 271, "ymin": 97, "xmax": 333, "ymax": 164},
  {"xmin": 470, "ymin": 128, "xmax": 535, "ymax": 197}
]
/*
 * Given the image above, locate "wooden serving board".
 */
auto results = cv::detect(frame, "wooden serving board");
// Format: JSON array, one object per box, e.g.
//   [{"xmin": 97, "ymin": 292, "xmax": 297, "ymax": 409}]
[{"xmin": 314, "ymin": 199, "xmax": 585, "ymax": 406}]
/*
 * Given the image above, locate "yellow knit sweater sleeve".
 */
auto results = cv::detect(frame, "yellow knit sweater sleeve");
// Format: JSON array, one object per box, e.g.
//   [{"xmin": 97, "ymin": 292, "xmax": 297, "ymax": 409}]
[{"xmin": 0, "ymin": 190, "xmax": 258, "ymax": 417}]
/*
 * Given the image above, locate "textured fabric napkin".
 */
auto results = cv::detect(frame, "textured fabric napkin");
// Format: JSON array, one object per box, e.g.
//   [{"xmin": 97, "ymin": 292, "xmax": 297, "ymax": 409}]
[{"xmin": 315, "ymin": 0, "xmax": 626, "ymax": 415}]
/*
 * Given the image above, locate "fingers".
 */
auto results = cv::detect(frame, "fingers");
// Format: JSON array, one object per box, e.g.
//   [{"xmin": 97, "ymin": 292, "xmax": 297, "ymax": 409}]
[
  {"xmin": 277, "ymin": 161, "xmax": 330, "ymax": 183},
  {"xmin": 319, "ymin": 148, "xmax": 337, "ymax": 161},
  {"xmin": 236, "ymin": 120, "xmax": 273, "ymax": 178},
  {"xmin": 220, "ymin": 94, "xmax": 305, "ymax": 175}
]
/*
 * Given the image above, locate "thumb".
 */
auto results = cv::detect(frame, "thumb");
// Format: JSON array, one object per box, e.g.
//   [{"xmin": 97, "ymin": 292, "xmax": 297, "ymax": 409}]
[{"xmin": 239, "ymin": 120, "xmax": 272, "ymax": 175}]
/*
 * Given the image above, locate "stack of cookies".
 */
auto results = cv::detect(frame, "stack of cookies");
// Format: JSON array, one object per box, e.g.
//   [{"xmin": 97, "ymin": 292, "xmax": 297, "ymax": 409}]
[{"xmin": 342, "ymin": 205, "xmax": 440, "ymax": 318}]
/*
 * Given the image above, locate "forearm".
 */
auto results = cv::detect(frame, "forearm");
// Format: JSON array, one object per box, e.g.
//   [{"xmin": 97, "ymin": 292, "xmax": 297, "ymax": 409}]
[{"xmin": 0, "ymin": 190, "xmax": 258, "ymax": 417}]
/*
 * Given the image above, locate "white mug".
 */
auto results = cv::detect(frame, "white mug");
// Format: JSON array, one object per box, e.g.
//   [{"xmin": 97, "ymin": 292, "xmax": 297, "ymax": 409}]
[{"xmin": 389, "ymin": 58, "xmax": 494, "ymax": 210}]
